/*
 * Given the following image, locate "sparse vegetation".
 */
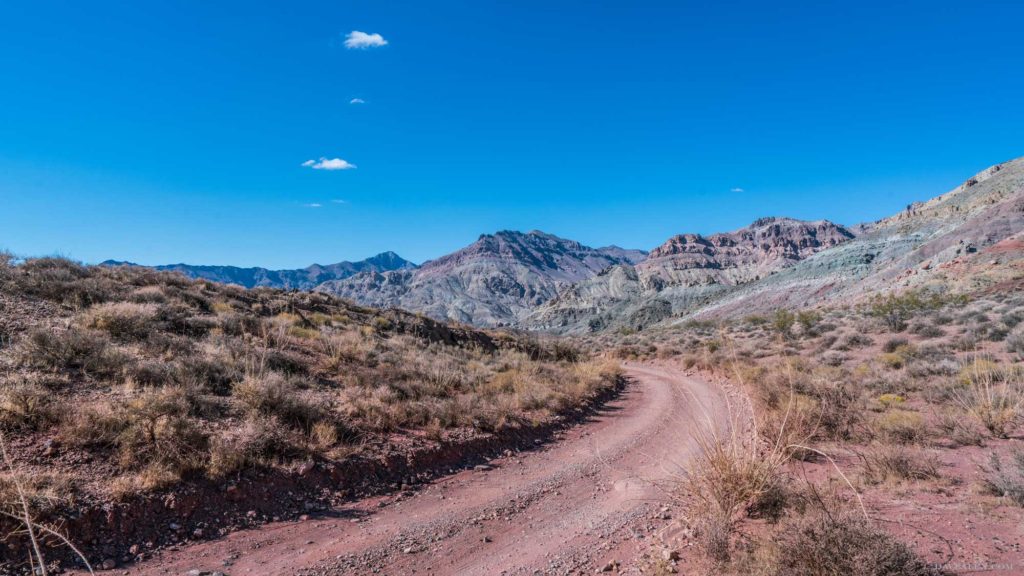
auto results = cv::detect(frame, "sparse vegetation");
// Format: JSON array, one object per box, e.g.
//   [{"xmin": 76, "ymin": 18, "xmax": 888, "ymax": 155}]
[
  {"xmin": 0, "ymin": 257, "xmax": 623, "ymax": 568},
  {"xmin": 615, "ymin": 287, "xmax": 1024, "ymax": 575}
]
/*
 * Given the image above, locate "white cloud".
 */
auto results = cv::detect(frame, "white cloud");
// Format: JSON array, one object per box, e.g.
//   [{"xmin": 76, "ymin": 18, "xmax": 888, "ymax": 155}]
[
  {"xmin": 731, "ymin": 187, "xmax": 745, "ymax": 193},
  {"xmin": 349, "ymin": 98, "xmax": 366, "ymax": 104},
  {"xmin": 331, "ymin": 199, "xmax": 350, "ymax": 204},
  {"xmin": 302, "ymin": 157, "xmax": 357, "ymax": 171},
  {"xmin": 344, "ymin": 31, "xmax": 387, "ymax": 49},
  {"xmin": 302, "ymin": 203, "xmax": 323, "ymax": 208}
]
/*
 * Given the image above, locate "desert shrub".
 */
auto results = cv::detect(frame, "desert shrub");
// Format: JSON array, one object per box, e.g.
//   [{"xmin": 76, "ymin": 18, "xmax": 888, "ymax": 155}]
[
  {"xmin": 9, "ymin": 257, "xmax": 115, "ymax": 308},
  {"xmin": 933, "ymin": 407, "xmax": 985, "ymax": 447},
  {"xmin": 680, "ymin": 415, "xmax": 795, "ymax": 563},
  {"xmin": 860, "ymin": 443, "xmax": 940, "ymax": 484},
  {"xmin": 881, "ymin": 337, "xmax": 909, "ymax": 353},
  {"xmin": 763, "ymin": 509, "xmax": 939, "ymax": 576},
  {"xmin": 874, "ymin": 409, "xmax": 927, "ymax": 444},
  {"xmin": 0, "ymin": 379, "xmax": 56, "ymax": 430},
  {"xmin": 233, "ymin": 372, "xmax": 324, "ymax": 432},
  {"xmin": 62, "ymin": 387, "xmax": 208, "ymax": 479},
  {"xmin": 807, "ymin": 379, "xmax": 865, "ymax": 441},
  {"xmin": 821, "ymin": 351, "xmax": 845, "ymax": 366},
  {"xmin": 17, "ymin": 327, "xmax": 125, "ymax": 377},
  {"xmin": 1007, "ymin": 328, "xmax": 1024, "ymax": 358},
  {"xmin": 876, "ymin": 393, "xmax": 905, "ymax": 409},
  {"xmin": 80, "ymin": 302, "xmax": 160, "ymax": 341},
  {"xmin": 868, "ymin": 290, "xmax": 962, "ymax": 332},
  {"xmin": 953, "ymin": 360, "xmax": 1024, "ymax": 438},
  {"xmin": 796, "ymin": 310, "xmax": 821, "ymax": 334},
  {"xmin": 832, "ymin": 332, "xmax": 873, "ymax": 351},
  {"xmin": 772, "ymin": 309, "xmax": 796, "ymax": 337},
  {"xmin": 981, "ymin": 449, "xmax": 1024, "ymax": 506},
  {"xmin": 208, "ymin": 417, "xmax": 306, "ymax": 477},
  {"xmin": 909, "ymin": 322, "xmax": 944, "ymax": 339}
]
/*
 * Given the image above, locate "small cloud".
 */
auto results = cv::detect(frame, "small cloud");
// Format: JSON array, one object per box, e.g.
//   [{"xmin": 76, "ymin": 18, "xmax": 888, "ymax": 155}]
[
  {"xmin": 731, "ymin": 187, "xmax": 745, "ymax": 193},
  {"xmin": 302, "ymin": 157, "xmax": 357, "ymax": 171},
  {"xmin": 349, "ymin": 98, "xmax": 366, "ymax": 105},
  {"xmin": 331, "ymin": 199, "xmax": 350, "ymax": 204},
  {"xmin": 302, "ymin": 203, "xmax": 323, "ymax": 208},
  {"xmin": 344, "ymin": 31, "xmax": 387, "ymax": 49}
]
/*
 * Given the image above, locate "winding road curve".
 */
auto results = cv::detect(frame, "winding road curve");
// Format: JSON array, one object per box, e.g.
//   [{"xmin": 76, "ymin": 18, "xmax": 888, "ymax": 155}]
[{"xmin": 126, "ymin": 363, "xmax": 729, "ymax": 575}]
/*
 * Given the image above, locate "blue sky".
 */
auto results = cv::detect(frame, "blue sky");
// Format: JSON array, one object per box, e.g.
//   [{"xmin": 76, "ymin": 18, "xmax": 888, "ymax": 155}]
[{"xmin": 1, "ymin": 1, "xmax": 1022, "ymax": 268}]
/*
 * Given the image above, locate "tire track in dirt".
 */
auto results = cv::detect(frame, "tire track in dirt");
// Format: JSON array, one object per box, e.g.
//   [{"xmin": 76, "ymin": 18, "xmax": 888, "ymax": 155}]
[{"xmin": 122, "ymin": 363, "xmax": 728, "ymax": 575}]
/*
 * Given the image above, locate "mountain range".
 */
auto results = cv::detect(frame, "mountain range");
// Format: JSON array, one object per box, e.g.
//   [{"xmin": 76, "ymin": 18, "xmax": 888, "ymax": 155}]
[
  {"xmin": 101, "ymin": 251, "xmax": 416, "ymax": 291},
  {"xmin": 109, "ymin": 157, "xmax": 1024, "ymax": 332}
]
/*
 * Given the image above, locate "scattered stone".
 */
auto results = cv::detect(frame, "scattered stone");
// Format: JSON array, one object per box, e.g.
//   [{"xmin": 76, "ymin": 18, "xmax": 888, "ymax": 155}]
[{"xmin": 101, "ymin": 558, "xmax": 117, "ymax": 570}]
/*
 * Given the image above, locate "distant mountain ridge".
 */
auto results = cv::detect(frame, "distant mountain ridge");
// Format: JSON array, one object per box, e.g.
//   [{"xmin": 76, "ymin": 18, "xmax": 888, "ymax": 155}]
[
  {"xmin": 99, "ymin": 156, "xmax": 1024, "ymax": 332},
  {"xmin": 316, "ymin": 230, "xmax": 648, "ymax": 326},
  {"xmin": 529, "ymin": 157, "xmax": 1024, "ymax": 333},
  {"xmin": 101, "ymin": 251, "xmax": 416, "ymax": 290},
  {"xmin": 526, "ymin": 217, "xmax": 856, "ymax": 331}
]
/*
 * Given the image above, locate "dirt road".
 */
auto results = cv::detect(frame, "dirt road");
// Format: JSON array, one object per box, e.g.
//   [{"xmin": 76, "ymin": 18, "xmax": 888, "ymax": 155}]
[{"xmin": 124, "ymin": 363, "xmax": 729, "ymax": 575}]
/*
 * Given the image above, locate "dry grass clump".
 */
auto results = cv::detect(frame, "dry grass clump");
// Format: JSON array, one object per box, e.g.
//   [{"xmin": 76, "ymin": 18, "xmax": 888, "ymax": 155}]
[
  {"xmin": 745, "ymin": 359, "xmax": 866, "ymax": 443},
  {"xmin": 873, "ymin": 409, "xmax": 928, "ymax": 444},
  {"xmin": 80, "ymin": 301, "xmax": 160, "ymax": 341},
  {"xmin": 234, "ymin": 372, "xmax": 325, "ymax": 432},
  {"xmin": 0, "ymin": 378, "xmax": 58, "ymax": 431},
  {"xmin": 680, "ymin": 425, "xmax": 793, "ymax": 563},
  {"xmin": 952, "ymin": 359, "xmax": 1024, "ymax": 438},
  {"xmin": 733, "ymin": 504, "xmax": 939, "ymax": 576},
  {"xmin": 860, "ymin": 443, "xmax": 941, "ymax": 485},
  {"xmin": 16, "ymin": 328, "xmax": 125, "ymax": 377}
]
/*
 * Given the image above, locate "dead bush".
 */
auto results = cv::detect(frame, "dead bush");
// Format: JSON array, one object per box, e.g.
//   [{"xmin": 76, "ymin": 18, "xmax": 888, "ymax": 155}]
[
  {"xmin": 0, "ymin": 379, "xmax": 56, "ymax": 431},
  {"xmin": 80, "ymin": 302, "xmax": 160, "ymax": 341},
  {"xmin": 981, "ymin": 449, "xmax": 1024, "ymax": 506},
  {"xmin": 953, "ymin": 360, "xmax": 1024, "ymax": 438},
  {"xmin": 860, "ymin": 443, "xmax": 940, "ymax": 484},
  {"xmin": 17, "ymin": 327, "xmax": 125, "ymax": 378},
  {"xmin": 233, "ymin": 372, "xmax": 324, "ymax": 432},
  {"xmin": 764, "ymin": 508, "xmax": 939, "ymax": 576}
]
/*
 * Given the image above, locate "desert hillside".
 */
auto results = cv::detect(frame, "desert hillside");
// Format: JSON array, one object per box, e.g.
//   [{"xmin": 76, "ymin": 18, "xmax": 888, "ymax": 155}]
[{"xmin": 0, "ymin": 256, "xmax": 619, "ymax": 570}]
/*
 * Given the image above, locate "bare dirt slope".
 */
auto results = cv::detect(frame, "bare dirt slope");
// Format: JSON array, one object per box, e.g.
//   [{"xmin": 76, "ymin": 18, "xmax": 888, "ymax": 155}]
[{"xmin": 116, "ymin": 364, "xmax": 728, "ymax": 576}]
